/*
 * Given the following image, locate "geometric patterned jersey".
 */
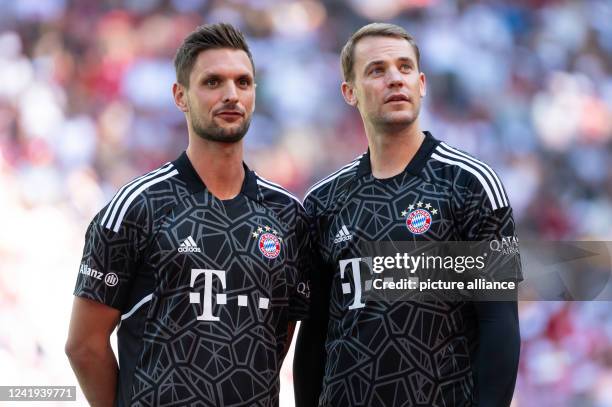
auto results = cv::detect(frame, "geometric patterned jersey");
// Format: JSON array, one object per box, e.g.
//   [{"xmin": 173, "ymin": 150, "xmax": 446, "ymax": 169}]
[
  {"xmin": 74, "ymin": 152, "xmax": 311, "ymax": 407},
  {"xmin": 301, "ymin": 132, "xmax": 520, "ymax": 407}
]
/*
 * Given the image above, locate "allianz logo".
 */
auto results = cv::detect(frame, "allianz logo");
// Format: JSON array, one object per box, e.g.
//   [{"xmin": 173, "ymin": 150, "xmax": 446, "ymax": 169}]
[{"xmin": 79, "ymin": 264, "xmax": 103, "ymax": 280}]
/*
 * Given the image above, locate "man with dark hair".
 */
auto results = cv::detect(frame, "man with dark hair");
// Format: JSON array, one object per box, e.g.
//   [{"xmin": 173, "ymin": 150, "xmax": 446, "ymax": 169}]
[
  {"xmin": 294, "ymin": 22, "xmax": 521, "ymax": 407},
  {"xmin": 66, "ymin": 23, "xmax": 310, "ymax": 407}
]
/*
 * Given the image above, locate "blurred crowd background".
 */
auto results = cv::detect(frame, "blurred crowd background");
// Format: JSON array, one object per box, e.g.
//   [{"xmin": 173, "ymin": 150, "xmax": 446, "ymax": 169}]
[{"xmin": 0, "ymin": 0, "xmax": 610, "ymax": 406}]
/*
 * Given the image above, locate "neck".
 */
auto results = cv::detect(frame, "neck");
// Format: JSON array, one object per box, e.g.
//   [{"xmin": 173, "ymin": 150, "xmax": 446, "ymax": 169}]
[
  {"xmin": 186, "ymin": 136, "xmax": 245, "ymax": 200},
  {"xmin": 365, "ymin": 121, "xmax": 424, "ymax": 179}
]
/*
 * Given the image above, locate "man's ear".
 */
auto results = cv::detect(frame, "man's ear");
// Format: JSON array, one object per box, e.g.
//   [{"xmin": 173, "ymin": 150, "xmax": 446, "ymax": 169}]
[
  {"xmin": 419, "ymin": 71, "xmax": 427, "ymax": 98},
  {"xmin": 341, "ymin": 81, "xmax": 358, "ymax": 107},
  {"xmin": 251, "ymin": 82, "xmax": 256, "ymax": 114},
  {"xmin": 172, "ymin": 82, "xmax": 189, "ymax": 112}
]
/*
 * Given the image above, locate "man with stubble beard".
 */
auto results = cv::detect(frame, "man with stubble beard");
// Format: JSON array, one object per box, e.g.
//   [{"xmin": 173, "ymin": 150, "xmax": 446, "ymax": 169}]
[{"xmin": 66, "ymin": 23, "xmax": 310, "ymax": 407}]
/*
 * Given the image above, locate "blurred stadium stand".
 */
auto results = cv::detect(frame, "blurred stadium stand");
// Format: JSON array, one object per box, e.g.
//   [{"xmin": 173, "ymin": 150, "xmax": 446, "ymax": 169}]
[{"xmin": 0, "ymin": 0, "xmax": 610, "ymax": 406}]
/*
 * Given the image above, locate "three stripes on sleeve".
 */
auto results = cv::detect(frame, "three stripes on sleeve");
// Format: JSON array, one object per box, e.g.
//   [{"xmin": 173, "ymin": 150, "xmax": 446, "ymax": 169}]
[
  {"xmin": 101, "ymin": 163, "xmax": 178, "ymax": 232},
  {"xmin": 431, "ymin": 142, "xmax": 509, "ymax": 211}
]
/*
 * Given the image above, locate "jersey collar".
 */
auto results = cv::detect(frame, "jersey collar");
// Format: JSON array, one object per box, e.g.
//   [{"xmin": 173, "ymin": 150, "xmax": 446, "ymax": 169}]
[
  {"xmin": 172, "ymin": 151, "xmax": 259, "ymax": 201},
  {"xmin": 356, "ymin": 131, "xmax": 440, "ymax": 177}
]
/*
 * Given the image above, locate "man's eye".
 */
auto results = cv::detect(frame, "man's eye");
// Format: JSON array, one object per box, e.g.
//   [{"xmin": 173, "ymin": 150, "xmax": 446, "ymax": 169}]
[
  {"xmin": 205, "ymin": 79, "xmax": 218, "ymax": 87},
  {"xmin": 400, "ymin": 64, "xmax": 411, "ymax": 72},
  {"xmin": 371, "ymin": 67, "xmax": 383, "ymax": 75},
  {"xmin": 238, "ymin": 79, "xmax": 250, "ymax": 87}
]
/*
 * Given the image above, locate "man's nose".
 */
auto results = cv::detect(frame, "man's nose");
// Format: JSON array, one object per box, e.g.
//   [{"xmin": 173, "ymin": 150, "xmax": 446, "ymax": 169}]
[
  {"xmin": 386, "ymin": 67, "xmax": 404, "ymax": 88},
  {"xmin": 222, "ymin": 82, "xmax": 239, "ymax": 104}
]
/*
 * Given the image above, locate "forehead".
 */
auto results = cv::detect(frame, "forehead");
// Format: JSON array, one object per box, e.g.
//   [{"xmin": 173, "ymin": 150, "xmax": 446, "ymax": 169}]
[
  {"xmin": 353, "ymin": 36, "xmax": 417, "ymax": 69},
  {"xmin": 190, "ymin": 48, "xmax": 254, "ymax": 79}
]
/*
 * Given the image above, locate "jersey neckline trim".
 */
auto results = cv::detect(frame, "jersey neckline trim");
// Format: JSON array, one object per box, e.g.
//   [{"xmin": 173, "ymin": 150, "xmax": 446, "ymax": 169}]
[
  {"xmin": 172, "ymin": 151, "xmax": 259, "ymax": 201},
  {"xmin": 356, "ymin": 131, "xmax": 440, "ymax": 178}
]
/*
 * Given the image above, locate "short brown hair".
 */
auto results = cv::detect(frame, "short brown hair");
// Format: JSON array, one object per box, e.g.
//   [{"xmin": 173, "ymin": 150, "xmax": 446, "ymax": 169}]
[
  {"xmin": 341, "ymin": 23, "xmax": 420, "ymax": 82},
  {"xmin": 174, "ymin": 23, "xmax": 254, "ymax": 87}
]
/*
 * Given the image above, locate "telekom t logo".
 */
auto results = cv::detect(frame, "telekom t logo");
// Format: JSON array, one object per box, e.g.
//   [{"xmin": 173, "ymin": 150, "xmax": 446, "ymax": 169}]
[
  {"xmin": 339, "ymin": 257, "xmax": 372, "ymax": 309},
  {"xmin": 189, "ymin": 269, "xmax": 227, "ymax": 321}
]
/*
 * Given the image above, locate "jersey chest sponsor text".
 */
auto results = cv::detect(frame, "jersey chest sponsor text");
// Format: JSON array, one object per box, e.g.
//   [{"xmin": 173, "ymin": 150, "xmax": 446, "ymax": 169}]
[{"xmin": 188, "ymin": 268, "xmax": 271, "ymax": 322}]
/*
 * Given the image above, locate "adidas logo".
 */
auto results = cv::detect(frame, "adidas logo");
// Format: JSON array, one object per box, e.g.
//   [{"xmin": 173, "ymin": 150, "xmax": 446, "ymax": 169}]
[
  {"xmin": 333, "ymin": 225, "xmax": 353, "ymax": 244},
  {"xmin": 178, "ymin": 236, "xmax": 202, "ymax": 253}
]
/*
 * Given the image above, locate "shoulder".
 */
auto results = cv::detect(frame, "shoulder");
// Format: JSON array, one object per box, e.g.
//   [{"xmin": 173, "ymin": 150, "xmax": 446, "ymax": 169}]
[
  {"xmin": 429, "ymin": 141, "xmax": 509, "ymax": 211},
  {"xmin": 255, "ymin": 173, "xmax": 306, "ymax": 219},
  {"xmin": 97, "ymin": 161, "xmax": 181, "ymax": 233},
  {"xmin": 302, "ymin": 154, "xmax": 364, "ymax": 216}
]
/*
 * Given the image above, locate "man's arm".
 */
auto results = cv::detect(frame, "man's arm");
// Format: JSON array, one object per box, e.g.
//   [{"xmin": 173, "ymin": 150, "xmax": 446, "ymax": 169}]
[
  {"xmin": 293, "ymin": 197, "xmax": 329, "ymax": 407},
  {"xmin": 65, "ymin": 297, "xmax": 121, "ymax": 407},
  {"xmin": 457, "ymin": 167, "xmax": 522, "ymax": 406},
  {"xmin": 473, "ymin": 301, "xmax": 520, "ymax": 407},
  {"xmin": 293, "ymin": 313, "xmax": 329, "ymax": 407},
  {"xmin": 293, "ymin": 252, "xmax": 331, "ymax": 407}
]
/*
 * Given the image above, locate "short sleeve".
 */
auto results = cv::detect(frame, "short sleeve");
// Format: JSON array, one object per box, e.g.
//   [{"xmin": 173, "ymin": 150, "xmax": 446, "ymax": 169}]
[
  {"xmin": 288, "ymin": 206, "xmax": 312, "ymax": 321},
  {"xmin": 459, "ymin": 173, "xmax": 523, "ymax": 283},
  {"xmin": 74, "ymin": 193, "xmax": 150, "ymax": 311}
]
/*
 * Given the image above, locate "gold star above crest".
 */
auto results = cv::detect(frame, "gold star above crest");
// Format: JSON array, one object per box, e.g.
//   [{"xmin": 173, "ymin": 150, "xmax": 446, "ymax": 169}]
[
  {"xmin": 408, "ymin": 204, "xmax": 415, "ymax": 211},
  {"xmin": 401, "ymin": 210, "xmax": 407, "ymax": 217},
  {"xmin": 417, "ymin": 201, "xmax": 423, "ymax": 207},
  {"xmin": 272, "ymin": 230, "xmax": 277, "ymax": 235},
  {"xmin": 425, "ymin": 203, "xmax": 432, "ymax": 209},
  {"xmin": 264, "ymin": 226, "xmax": 270, "ymax": 231},
  {"xmin": 257, "ymin": 227, "xmax": 263, "ymax": 233},
  {"xmin": 252, "ymin": 232, "xmax": 259, "ymax": 239},
  {"xmin": 431, "ymin": 208, "xmax": 438, "ymax": 215}
]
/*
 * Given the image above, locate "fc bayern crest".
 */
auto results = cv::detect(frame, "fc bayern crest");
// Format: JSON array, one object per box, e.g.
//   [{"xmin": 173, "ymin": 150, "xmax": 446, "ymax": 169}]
[
  {"xmin": 406, "ymin": 209, "xmax": 432, "ymax": 234},
  {"xmin": 258, "ymin": 233, "xmax": 281, "ymax": 259},
  {"xmin": 401, "ymin": 201, "xmax": 438, "ymax": 234}
]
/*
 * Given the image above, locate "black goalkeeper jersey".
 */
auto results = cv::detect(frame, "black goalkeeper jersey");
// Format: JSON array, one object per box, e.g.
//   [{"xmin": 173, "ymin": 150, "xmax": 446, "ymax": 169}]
[
  {"xmin": 296, "ymin": 131, "xmax": 520, "ymax": 407},
  {"xmin": 74, "ymin": 152, "xmax": 310, "ymax": 407}
]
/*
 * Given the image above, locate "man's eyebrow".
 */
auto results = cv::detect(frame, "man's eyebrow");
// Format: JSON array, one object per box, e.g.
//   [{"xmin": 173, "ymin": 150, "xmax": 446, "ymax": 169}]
[
  {"xmin": 199, "ymin": 71, "xmax": 253, "ymax": 80},
  {"xmin": 363, "ymin": 60, "xmax": 385, "ymax": 74},
  {"xmin": 397, "ymin": 57, "xmax": 415, "ymax": 65},
  {"xmin": 198, "ymin": 72, "xmax": 220, "ymax": 81},
  {"xmin": 363, "ymin": 56, "xmax": 415, "ymax": 74},
  {"xmin": 237, "ymin": 73, "xmax": 254, "ymax": 81}
]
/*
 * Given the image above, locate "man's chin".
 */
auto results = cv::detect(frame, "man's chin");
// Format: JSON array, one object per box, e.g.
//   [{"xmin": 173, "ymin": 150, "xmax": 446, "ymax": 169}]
[
  {"xmin": 193, "ymin": 123, "xmax": 250, "ymax": 143},
  {"xmin": 201, "ymin": 131, "xmax": 246, "ymax": 143},
  {"xmin": 376, "ymin": 113, "xmax": 417, "ymax": 130}
]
